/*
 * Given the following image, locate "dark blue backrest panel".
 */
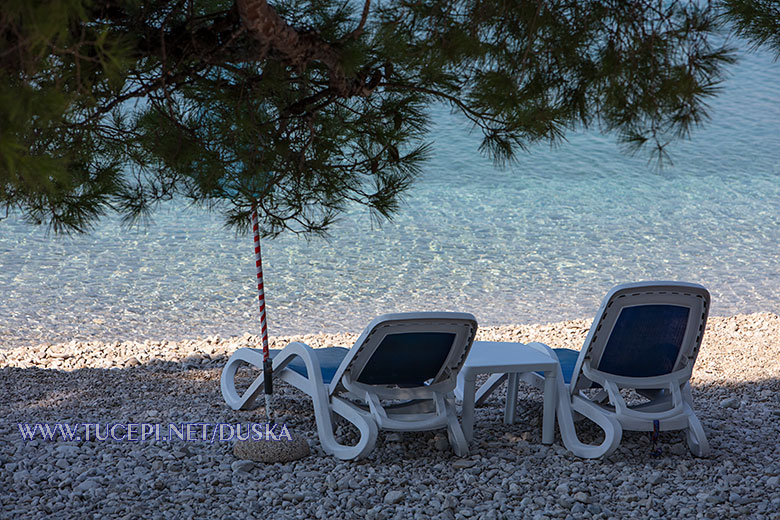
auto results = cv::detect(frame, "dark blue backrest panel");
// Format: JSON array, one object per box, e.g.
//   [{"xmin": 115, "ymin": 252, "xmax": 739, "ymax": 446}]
[
  {"xmin": 598, "ymin": 305, "xmax": 689, "ymax": 377},
  {"xmin": 357, "ymin": 332, "xmax": 456, "ymax": 385}
]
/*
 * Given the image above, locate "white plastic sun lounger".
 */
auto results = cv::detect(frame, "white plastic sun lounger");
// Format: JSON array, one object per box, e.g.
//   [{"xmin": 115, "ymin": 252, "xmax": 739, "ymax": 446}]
[
  {"xmin": 221, "ymin": 312, "xmax": 477, "ymax": 460},
  {"xmin": 523, "ymin": 281, "xmax": 711, "ymax": 458}
]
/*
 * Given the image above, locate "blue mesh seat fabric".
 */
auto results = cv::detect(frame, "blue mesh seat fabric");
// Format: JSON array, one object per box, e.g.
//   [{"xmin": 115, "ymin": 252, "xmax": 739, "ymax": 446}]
[
  {"xmin": 269, "ymin": 347, "xmax": 349, "ymax": 385},
  {"xmin": 540, "ymin": 305, "xmax": 689, "ymax": 385},
  {"xmin": 551, "ymin": 348, "xmax": 579, "ymax": 384},
  {"xmin": 357, "ymin": 332, "xmax": 457, "ymax": 385},
  {"xmin": 266, "ymin": 332, "xmax": 458, "ymax": 386},
  {"xmin": 535, "ymin": 349, "xmax": 578, "ymax": 384},
  {"xmin": 598, "ymin": 305, "xmax": 689, "ymax": 377}
]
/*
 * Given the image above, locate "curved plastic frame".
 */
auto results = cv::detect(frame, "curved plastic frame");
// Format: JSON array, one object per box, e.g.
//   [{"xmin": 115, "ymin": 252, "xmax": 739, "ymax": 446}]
[
  {"xmin": 221, "ymin": 312, "xmax": 476, "ymax": 460},
  {"xmin": 524, "ymin": 281, "xmax": 711, "ymax": 459}
]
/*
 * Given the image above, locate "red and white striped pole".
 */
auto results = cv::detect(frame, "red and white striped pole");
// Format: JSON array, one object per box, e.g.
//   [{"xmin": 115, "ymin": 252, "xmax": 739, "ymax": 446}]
[{"xmin": 251, "ymin": 206, "xmax": 273, "ymax": 422}]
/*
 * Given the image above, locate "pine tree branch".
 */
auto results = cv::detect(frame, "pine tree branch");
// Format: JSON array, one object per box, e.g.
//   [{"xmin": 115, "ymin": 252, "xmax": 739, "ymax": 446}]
[
  {"xmin": 379, "ymin": 81, "xmax": 506, "ymax": 127},
  {"xmin": 235, "ymin": 0, "xmax": 375, "ymax": 96},
  {"xmin": 344, "ymin": 0, "xmax": 371, "ymax": 41}
]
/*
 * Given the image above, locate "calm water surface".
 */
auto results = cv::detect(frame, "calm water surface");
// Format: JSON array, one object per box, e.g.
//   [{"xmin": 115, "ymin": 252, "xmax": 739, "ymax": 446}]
[{"xmin": 1, "ymin": 50, "xmax": 779, "ymax": 347}]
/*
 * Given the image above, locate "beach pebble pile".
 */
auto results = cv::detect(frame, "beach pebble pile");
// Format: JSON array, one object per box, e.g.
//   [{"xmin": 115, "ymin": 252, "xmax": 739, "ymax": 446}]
[{"xmin": 1, "ymin": 313, "xmax": 779, "ymax": 519}]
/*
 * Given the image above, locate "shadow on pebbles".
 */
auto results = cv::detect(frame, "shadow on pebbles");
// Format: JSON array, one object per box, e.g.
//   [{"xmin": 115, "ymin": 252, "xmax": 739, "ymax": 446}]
[{"xmin": 1, "ymin": 313, "xmax": 780, "ymax": 519}]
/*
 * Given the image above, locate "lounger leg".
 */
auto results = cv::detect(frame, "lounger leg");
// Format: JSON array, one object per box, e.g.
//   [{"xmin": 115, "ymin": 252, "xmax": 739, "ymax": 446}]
[
  {"xmin": 222, "ymin": 345, "xmax": 379, "ymax": 460},
  {"xmin": 558, "ymin": 391, "xmax": 622, "ymax": 459},
  {"xmin": 504, "ymin": 373, "xmax": 519, "ymax": 425},
  {"xmin": 681, "ymin": 384, "xmax": 710, "ymax": 457},
  {"xmin": 275, "ymin": 344, "xmax": 379, "ymax": 461},
  {"xmin": 684, "ymin": 412, "xmax": 710, "ymax": 458},
  {"xmin": 221, "ymin": 349, "xmax": 268, "ymax": 411},
  {"xmin": 328, "ymin": 397, "xmax": 379, "ymax": 460},
  {"xmin": 438, "ymin": 394, "xmax": 469, "ymax": 457}
]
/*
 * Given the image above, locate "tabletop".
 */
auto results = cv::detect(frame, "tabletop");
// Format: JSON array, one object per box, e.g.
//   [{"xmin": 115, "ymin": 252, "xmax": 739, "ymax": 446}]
[{"xmin": 462, "ymin": 341, "xmax": 558, "ymax": 373}]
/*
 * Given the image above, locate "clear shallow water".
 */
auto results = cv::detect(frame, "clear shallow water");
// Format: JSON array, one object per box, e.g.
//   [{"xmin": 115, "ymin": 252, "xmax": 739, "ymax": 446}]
[{"xmin": 2, "ymin": 50, "xmax": 779, "ymax": 348}]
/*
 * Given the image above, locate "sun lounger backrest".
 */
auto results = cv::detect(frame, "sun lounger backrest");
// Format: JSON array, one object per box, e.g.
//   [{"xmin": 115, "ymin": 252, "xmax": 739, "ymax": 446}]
[
  {"xmin": 569, "ymin": 282, "xmax": 710, "ymax": 393},
  {"xmin": 357, "ymin": 332, "xmax": 457, "ymax": 385},
  {"xmin": 329, "ymin": 312, "xmax": 477, "ymax": 396},
  {"xmin": 598, "ymin": 304, "xmax": 690, "ymax": 377}
]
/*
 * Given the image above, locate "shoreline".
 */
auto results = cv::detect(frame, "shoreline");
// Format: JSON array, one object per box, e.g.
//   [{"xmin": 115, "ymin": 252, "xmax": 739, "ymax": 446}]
[
  {"xmin": 2, "ymin": 312, "xmax": 779, "ymax": 518},
  {"xmin": 2, "ymin": 312, "xmax": 779, "ymax": 381},
  {"xmin": 2, "ymin": 307, "xmax": 776, "ymax": 352}
]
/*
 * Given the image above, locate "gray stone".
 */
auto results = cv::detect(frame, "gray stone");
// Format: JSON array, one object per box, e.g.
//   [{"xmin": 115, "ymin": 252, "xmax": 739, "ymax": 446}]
[
  {"xmin": 648, "ymin": 472, "xmax": 665, "ymax": 485},
  {"xmin": 231, "ymin": 460, "xmax": 254, "ymax": 472},
  {"xmin": 13, "ymin": 470, "xmax": 30, "ymax": 485},
  {"xmin": 384, "ymin": 490, "xmax": 404, "ymax": 505},
  {"xmin": 74, "ymin": 478, "xmax": 100, "ymax": 493},
  {"xmin": 55, "ymin": 445, "xmax": 80, "ymax": 457},
  {"xmin": 452, "ymin": 460, "xmax": 478, "ymax": 469},
  {"xmin": 48, "ymin": 347, "xmax": 71, "ymax": 359},
  {"xmin": 766, "ymin": 476, "xmax": 779, "ymax": 488},
  {"xmin": 573, "ymin": 491, "xmax": 590, "ymax": 504},
  {"xmin": 233, "ymin": 431, "xmax": 310, "ymax": 463},
  {"xmin": 124, "ymin": 356, "xmax": 141, "ymax": 367},
  {"xmin": 434, "ymin": 436, "xmax": 449, "ymax": 451},
  {"xmin": 558, "ymin": 497, "xmax": 574, "ymax": 509},
  {"xmin": 720, "ymin": 397, "xmax": 740, "ymax": 409},
  {"xmin": 669, "ymin": 443, "xmax": 687, "ymax": 455},
  {"xmin": 587, "ymin": 504, "xmax": 602, "ymax": 515}
]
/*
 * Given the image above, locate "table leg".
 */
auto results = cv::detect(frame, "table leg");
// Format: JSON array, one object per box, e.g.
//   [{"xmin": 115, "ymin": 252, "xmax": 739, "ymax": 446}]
[
  {"xmin": 461, "ymin": 373, "xmax": 477, "ymax": 442},
  {"xmin": 504, "ymin": 372, "xmax": 519, "ymax": 425},
  {"xmin": 454, "ymin": 372, "xmax": 465, "ymax": 402},
  {"xmin": 541, "ymin": 369, "xmax": 557, "ymax": 444}
]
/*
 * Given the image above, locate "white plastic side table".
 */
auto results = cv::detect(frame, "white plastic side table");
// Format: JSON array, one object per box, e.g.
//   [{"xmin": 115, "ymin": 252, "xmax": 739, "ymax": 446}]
[{"xmin": 456, "ymin": 341, "xmax": 558, "ymax": 444}]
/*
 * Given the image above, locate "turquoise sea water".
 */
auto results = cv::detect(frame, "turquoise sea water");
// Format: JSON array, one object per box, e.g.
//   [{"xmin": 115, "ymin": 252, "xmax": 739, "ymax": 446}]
[{"xmin": 1, "ymin": 50, "xmax": 779, "ymax": 348}]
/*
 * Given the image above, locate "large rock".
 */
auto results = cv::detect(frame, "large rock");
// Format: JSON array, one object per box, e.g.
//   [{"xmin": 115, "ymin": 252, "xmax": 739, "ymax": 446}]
[{"xmin": 233, "ymin": 430, "xmax": 310, "ymax": 463}]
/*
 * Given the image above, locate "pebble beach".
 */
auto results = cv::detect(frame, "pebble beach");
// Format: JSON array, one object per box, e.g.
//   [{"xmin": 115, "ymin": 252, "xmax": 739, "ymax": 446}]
[{"xmin": 2, "ymin": 312, "xmax": 780, "ymax": 519}]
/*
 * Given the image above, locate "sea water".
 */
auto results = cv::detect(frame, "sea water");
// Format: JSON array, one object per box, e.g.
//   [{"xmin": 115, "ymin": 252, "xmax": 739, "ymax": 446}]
[{"xmin": 1, "ymin": 49, "xmax": 779, "ymax": 348}]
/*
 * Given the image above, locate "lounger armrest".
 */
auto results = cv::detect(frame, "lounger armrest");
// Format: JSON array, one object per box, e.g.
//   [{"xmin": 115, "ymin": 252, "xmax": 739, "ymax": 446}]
[
  {"xmin": 582, "ymin": 365, "xmax": 690, "ymax": 420},
  {"xmin": 521, "ymin": 342, "xmax": 566, "ymax": 389},
  {"xmin": 271, "ymin": 341, "xmax": 331, "ymax": 397},
  {"xmin": 221, "ymin": 341, "xmax": 325, "ymax": 410},
  {"xmin": 221, "ymin": 348, "xmax": 267, "ymax": 410},
  {"xmin": 525, "ymin": 341, "xmax": 558, "ymax": 360},
  {"xmin": 582, "ymin": 365, "xmax": 694, "ymax": 390}
]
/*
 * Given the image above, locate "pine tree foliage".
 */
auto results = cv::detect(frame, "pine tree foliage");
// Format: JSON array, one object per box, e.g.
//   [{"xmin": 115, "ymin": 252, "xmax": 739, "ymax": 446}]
[
  {"xmin": 0, "ymin": 1, "xmax": 741, "ymax": 235},
  {"xmin": 719, "ymin": 0, "xmax": 780, "ymax": 57}
]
